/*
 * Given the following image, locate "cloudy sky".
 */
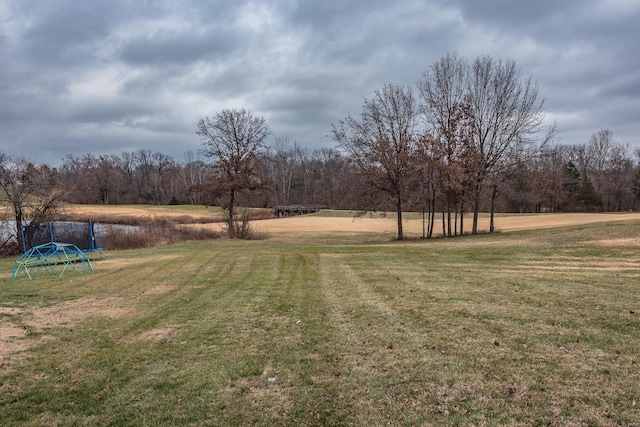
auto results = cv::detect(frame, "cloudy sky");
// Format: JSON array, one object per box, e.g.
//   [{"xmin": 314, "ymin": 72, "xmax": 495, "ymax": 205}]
[{"xmin": 1, "ymin": 0, "xmax": 639, "ymax": 165}]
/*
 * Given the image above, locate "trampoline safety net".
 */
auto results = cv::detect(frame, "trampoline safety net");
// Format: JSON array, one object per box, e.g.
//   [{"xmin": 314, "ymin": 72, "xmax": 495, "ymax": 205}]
[{"xmin": 22, "ymin": 221, "xmax": 103, "ymax": 254}]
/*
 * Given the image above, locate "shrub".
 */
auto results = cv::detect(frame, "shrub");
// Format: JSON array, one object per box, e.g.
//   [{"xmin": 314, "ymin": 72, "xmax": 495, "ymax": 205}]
[
  {"xmin": 222, "ymin": 208, "xmax": 268, "ymax": 240},
  {"xmin": 101, "ymin": 218, "xmax": 223, "ymax": 250}
]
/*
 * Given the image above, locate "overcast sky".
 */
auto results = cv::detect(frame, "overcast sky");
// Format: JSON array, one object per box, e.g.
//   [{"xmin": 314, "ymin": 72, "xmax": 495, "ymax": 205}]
[{"xmin": 1, "ymin": 0, "xmax": 639, "ymax": 165}]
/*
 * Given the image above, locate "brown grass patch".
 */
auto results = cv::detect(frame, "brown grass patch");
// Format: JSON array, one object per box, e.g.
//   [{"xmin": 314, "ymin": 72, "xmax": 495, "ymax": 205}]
[
  {"xmin": 250, "ymin": 212, "xmax": 640, "ymax": 235},
  {"xmin": 591, "ymin": 237, "xmax": 640, "ymax": 247},
  {"xmin": 0, "ymin": 322, "xmax": 30, "ymax": 365},
  {"xmin": 69, "ymin": 205, "xmax": 219, "ymax": 221},
  {"xmin": 0, "ymin": 296, "xmax": 130, "ymax": 370},
  {"xmin": 136, "ymin": 327, "xmax": 178, "ymax": 342},
  {"xmin": 221, "ymin": 376, "xmax": 294, "ymax": 421},
  {"xmin": 141, "ymin": 285, "xmax": 178, "ymax": 295},
  {"xmin": 524, "ymin": 259, "xmax": 640, "ymax": 270},
  {"xmin": 66, "ymin": 205, "xmax": 273, "ymax": 225},
  {"xmin": 27, "ymin": 296, "xmax": 129, "ymax": 330}
]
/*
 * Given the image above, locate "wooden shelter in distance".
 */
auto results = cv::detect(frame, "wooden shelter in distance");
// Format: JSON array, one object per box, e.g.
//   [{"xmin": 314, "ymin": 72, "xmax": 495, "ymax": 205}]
[{"xmin": 272, "ymin": 205, "xmax": 323, "ymax": 218}]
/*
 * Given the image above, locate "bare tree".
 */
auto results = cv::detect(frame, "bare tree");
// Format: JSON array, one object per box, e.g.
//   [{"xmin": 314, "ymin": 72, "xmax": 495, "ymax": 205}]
[
  {"xmin": 418, "ymin": 52, "xmax": 476, "ymax": 236},
  {"xmin": 196, "ymin": 108, "xmax": 271, "ymax": 238},
  {"xmin": 602, "ymin": 143, "xmax": 635, "ymax": 211},
  {"xmin": 314, "ymin": 148, "xmax": 357, "ymax": 209},
  {"xmin": 530, "ymin": 143, "xmax": 569, "ymax": 212},
  {"xmin": 331, "ymin": 83, "xmax": 419, "ymax": 240},
  {"xmin": 270, "ymin": 137, "xmax": 300, "ymax": 206},
  {"xmin": 116, "ymin": 151, "xmax": 138, "ymax": 203},
  {"xmin": 79, "ymin": 154, "xmax": 124, "ymax": 205},
  {"xmin": 587, "ymin": 129, "xmax": 616, "ymax": 176},
  {"xmin": 59, "ymin": 154, "xmax": 91, "ymax": 203},
  {"xmin": 584, "ymin": 130, "xmax": 635, "ymax": 211},
  {"xmin": 467, "ymin": 55, "xmax": 551, "ymax": 233},
  {"xmin": 150, "ymin": 152, "xmax": 176, "ymax": 204},
  {"xmin": 0, "ymin": 153, "xmax": 69, "ymax": 251},
  {"xmin": 181, "ymin": 150, "xmax": 211, "ymax": 205},
  {"xmin": 418, "ymin": 52, "xmax": 468, "ymax": 135}
]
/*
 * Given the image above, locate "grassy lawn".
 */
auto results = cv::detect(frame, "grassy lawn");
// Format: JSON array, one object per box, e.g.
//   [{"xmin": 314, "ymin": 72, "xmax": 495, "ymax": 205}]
[{"xmin": 1, "ymin": 221, "xmax": 639, "ymax": 425}]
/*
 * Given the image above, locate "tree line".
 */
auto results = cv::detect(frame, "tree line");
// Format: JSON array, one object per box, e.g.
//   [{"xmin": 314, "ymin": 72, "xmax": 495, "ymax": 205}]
[
  {"xmin": 1, "ymin": 53, "xmax": 640, "ymax": 241},
  {"xmin": 331, "ymin": 53, "xmax": 637, "ymax": 238}
]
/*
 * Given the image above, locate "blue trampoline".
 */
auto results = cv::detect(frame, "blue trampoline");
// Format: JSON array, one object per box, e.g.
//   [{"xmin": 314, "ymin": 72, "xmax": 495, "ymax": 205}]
[{"xmin": 21, "ymin": 221, "xmax": 105, "ymax": 258}]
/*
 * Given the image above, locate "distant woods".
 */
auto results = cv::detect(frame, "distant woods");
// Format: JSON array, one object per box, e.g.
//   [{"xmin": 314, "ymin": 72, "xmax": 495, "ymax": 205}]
[
  {"xmin": 4, "ymin": 130, "xmax": 638, "ymax": 215},
  {"xmin": 1, "ymin": 54, "xmax": 640, "ymax": 239}
]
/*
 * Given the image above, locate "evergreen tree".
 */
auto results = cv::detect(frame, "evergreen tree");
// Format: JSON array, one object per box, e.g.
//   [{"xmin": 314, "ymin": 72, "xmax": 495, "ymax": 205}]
[{"xmin": 576, "ymin": 174, "xmax": 603, "ymax": 211}]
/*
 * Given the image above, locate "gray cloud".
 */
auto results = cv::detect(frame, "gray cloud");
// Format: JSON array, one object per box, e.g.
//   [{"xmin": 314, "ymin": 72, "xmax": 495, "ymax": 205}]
[
  {"xmin": 1, "ymin": 0, "xmax": 639, "ymax": 165},
  {"xmin": 118, "ymin": 26, "xmax": 244, "ymax": 66}
]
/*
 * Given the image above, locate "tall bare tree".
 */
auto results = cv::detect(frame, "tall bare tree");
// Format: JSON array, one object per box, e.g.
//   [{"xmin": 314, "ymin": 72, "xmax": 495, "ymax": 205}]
[
  {"xmin": 180, "ymin": 150, "xmax": 211, "ymax": 205},
  {"xmin": 418, "ymin": 52, "xmax": 476, "ymax": 236},
  {"xmin": 584, "ymin": 130, "xmax": 635, "ymax": 211},
  {"xmin": 196, "ymin": 108, "xmax": 271, "ymax": 238},
  {"xmin": 331, "ymin": 83, "xmax": 419, "ymax": 240},
  {"xmin": 467, "ymin": 55, "xmax": 552, "ymax": 233},
  {"xmin": 270, "ymin": 137, "xmax": 300, "ymax": 206}
]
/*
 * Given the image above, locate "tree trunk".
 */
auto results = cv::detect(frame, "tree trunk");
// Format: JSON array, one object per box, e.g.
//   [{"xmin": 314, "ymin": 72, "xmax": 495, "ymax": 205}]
[
  {"xmin": 13, "ymin": 201, "xmax": 24, "ymax": 252},
  {"xmin": 460, "ymin": 200, "xmax": 464, "ymax": 236},
  {"xmin": 472, "ymin": 179, "xmax": 482, "ymax": 234},
  {"xmin": 489, "ymin": 183, "xmax": 498, "ymax": 233},
  {"xmin": 396, "ymin": 196, "xmax": 403, "ymax": 240},
  {"xmin": 429, "ymin": 193, "xmax": 436, "ymax": 239},
  {"xmin": 454, "ymin": 211, "xmax": 458, "ymax": 237},
  {"xmin": 228, "ymin": 189, "xmax": 236, "ymax": 238}
]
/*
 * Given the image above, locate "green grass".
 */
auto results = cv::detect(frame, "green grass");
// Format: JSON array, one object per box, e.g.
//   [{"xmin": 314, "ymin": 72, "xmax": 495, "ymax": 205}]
[{"xmin": 1, "ymin": 221, "xmax": 639, "ymax": 425}]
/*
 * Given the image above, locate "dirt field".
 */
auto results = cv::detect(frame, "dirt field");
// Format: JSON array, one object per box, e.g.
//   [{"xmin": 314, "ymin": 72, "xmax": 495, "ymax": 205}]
[
  {"xmin": 70, "ymin": 204, "xmax": 640, "ymax": 236},
  {"xmin": 70, "ymin": 205, "xmax": 219, "ymax": 219},
  {"xmin": 252, "ymin": 212, "xmax": 640, "ymax": 235}
]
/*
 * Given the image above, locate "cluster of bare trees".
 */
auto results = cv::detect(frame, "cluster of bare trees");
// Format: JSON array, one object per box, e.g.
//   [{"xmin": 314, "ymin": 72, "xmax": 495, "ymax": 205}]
[
  {"xmin": 522, "ymin": 130, "xmax": 639, "ymax": 213},
  {"xmin": 1, "ymin": 54, "xmax": 639, "ymax": 241},
  {"xmin": 45, "ymin": 145, "xmax": 357, "ymax": 210},
  {"xmin": 331, "ymin": 53, "xmax": 560, "ymax": 239},
  {"xmin": 58, "ymin": 150, "xmax": 194, "ymax": 206},
  {"xmin": 264, "ymin": 138, "xmax": 358, "ymax": 209}
]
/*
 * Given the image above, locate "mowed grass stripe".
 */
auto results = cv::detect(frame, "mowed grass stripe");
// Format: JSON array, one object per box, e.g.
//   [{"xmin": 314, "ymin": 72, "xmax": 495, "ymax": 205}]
[{"xmin": 318, "ymin": 251, "xmax": 449, "ymax": 424}]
